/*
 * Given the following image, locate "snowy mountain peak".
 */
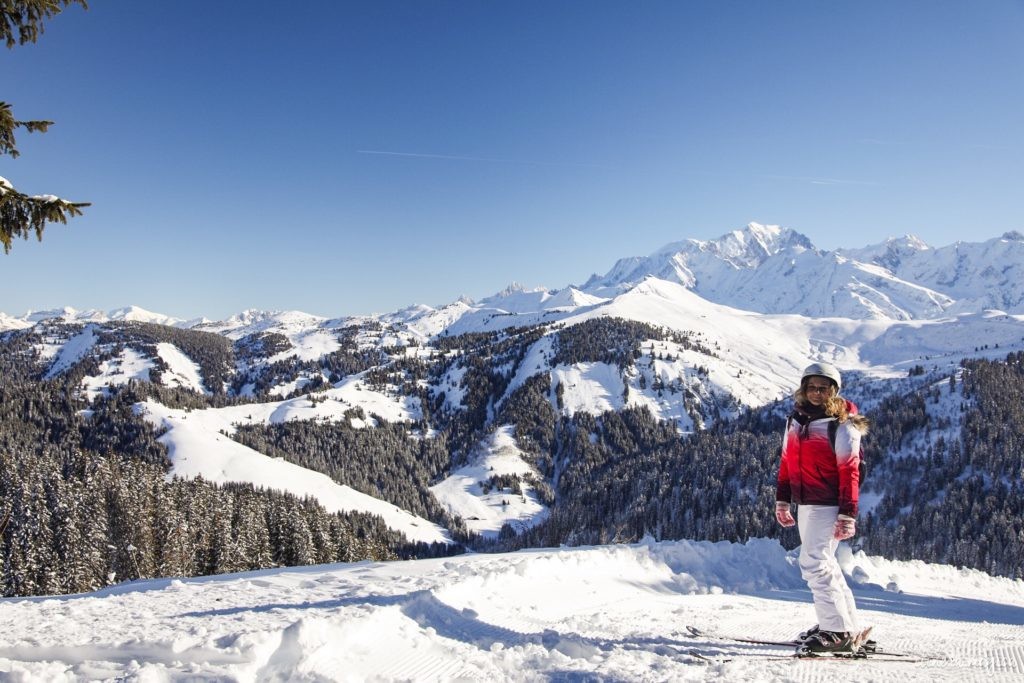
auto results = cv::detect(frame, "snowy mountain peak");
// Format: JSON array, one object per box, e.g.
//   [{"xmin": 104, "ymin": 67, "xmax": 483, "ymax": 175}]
[
  {"xmin": 106, "ymin": 305, "xmax": 183, "ymax": 326},
  {"xmin": 493, "ymin": 282, "xmax": 547, "ymax": 298},
  {"xmin": 690, "ymin": 222, "xmax": 814, "ymax": 267},
  {"xmin": 190, "ymin": 308, "xmax": 332, "ymax": 341},
  {"xmin": 229, "ymin": 309, "xmax": 324, "ymax": 327},
  {"xmin": 904, "ymin": 234, "xmax": 931, "ymax": 250},
  {"xmin": 0, "ymin": 311, "xmax": 32, "ymax": 331},
  {"xmin": 841, "ymin": 235, "xmax": 932, "ymax": 272},
  {"xmin": 24, "ymin": 306, "xmax": 93, "ymax": 323}
]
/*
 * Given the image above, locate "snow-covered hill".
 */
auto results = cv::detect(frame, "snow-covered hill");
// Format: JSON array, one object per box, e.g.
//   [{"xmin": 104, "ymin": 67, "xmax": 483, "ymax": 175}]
[
  {"xmin": 430, "ymin": 426, "xmax": 550, "ymax": 539},
  {"xmin": 138, "ymin": 388, "xmax": 451, "ymax": 546},
  {"xmin": 2, "ymin": 538, "xmax": 1022, "ymax": 681}
]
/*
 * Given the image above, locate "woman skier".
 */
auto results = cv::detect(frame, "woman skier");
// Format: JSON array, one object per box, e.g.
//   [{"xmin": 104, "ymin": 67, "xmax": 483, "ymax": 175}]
[{"xmin": 775, "ymin": 362, "xmax": 870, "ymax": 654}]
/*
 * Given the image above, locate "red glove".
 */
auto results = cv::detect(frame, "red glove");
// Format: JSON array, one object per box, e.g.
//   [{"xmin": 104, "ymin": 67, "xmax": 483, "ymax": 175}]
[
  {"xmin": 833, "ymin": 515, "xmax": 856, "ymax": 540},
  {"xmin": 775, "ymin": 502, "xmax": 796, "ymax": 527}
]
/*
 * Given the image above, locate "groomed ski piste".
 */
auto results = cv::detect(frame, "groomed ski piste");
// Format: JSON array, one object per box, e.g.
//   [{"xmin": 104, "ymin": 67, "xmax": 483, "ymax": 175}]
[{"xmin": 2, "ymin": 538, "xmax": 1023, "ymax": 682}]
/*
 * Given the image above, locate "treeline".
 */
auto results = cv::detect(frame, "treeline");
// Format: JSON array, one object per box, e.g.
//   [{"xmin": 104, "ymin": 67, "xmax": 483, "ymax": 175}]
[
  {"xmin": 232, "ymin": 416, "xmax": 470, "ymax": 540},
  {"xmin": 552, "ymin": 318, "xmax": 716, "ymax": 369},
  {"xmin": 15, "ymin": 320, "xmax": 403, "ymax": 402},
  {"xmin": 428, "ymin": 325, "xmax": 549, "ymax": 460}
]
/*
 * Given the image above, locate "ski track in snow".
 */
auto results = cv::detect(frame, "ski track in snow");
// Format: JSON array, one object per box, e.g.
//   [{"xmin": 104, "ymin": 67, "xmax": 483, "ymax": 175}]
[{"xmin": 2, "ymin": 539, "xmax": 1023, "ymax": 682}]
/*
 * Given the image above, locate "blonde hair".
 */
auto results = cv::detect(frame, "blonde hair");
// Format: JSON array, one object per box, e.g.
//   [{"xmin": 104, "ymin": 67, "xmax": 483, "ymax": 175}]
[{"xmin": 795, "ymin": 378, "xmax": 870, "ymax": 433}]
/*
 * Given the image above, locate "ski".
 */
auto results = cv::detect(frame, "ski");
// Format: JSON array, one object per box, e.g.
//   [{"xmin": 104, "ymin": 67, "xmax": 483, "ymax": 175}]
[{"xmin": 684, "ymin": 625, "xmax": 939, "ymax": 662}]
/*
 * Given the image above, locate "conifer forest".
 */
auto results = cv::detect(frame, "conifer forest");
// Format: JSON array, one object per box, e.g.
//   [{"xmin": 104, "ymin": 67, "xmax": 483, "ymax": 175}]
[{"xmin": 1, "ymin": 319, "xmax": 1022, "ymax": 598}]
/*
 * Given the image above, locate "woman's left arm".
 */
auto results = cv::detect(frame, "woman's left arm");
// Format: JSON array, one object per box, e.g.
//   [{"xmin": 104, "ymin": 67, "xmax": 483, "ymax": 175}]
[{"xmin": 835, "ymin": 421, "xmax": 861, "ymax": 519}]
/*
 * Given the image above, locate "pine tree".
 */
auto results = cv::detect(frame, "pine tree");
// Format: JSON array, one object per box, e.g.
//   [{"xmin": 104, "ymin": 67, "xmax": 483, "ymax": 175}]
[
  {"xmin": 1, "ymin": 1, "xmax": 90, "ymax": 252},
  {"xmin": 283, "ymin": 504, "xmax": 317, "ymax": 567},
  {"xmin": 231, "ymin": 490, "xmax": 273, "ymax": 571}
]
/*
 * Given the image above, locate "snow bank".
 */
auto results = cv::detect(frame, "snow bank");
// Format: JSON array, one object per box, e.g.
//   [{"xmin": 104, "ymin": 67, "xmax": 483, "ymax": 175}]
[{"xmin": 3, "ymin": 538, "xmax": 1023, "ymax": 681}]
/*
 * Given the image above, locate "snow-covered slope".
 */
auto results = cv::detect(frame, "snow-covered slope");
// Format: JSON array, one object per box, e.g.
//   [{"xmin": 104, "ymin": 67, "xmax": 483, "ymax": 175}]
[
  {"xmin": 476, "ymin": 282, "xmax": 608, "ymax": 314},
  {"xmin": 431, "ymin": 426, "xmax": 550, "ymax": 538},
  {"xmin": 42, "ymin": 324, "xmax": 100, "ymax": 380},
  {"xmin": 384, "ymin": 300, "xmax": 477, "ymax": 341},
  {"xmin": 138, "ymin": 382, "xmax": 449, "ymax": 546},
  {"xmin": 2, "ymin": 538, "xmax": 1022, "ymax": 681},
  {"xmin": 0, "ymin": 311, "xmax": 31, "ymax": 331}
]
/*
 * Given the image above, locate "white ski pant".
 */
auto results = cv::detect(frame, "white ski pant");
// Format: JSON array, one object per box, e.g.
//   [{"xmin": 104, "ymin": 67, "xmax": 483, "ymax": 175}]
[{"xmin": 797, "ymin": 504, "xmax": 859, "ymax": 633}]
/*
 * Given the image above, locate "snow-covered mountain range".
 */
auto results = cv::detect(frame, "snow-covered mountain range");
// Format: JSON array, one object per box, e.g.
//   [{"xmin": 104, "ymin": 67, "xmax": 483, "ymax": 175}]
[
  {"xmin": 0, "ymin": 304, "xmax": 206, "ymax": 330},
  {"xmin": 582, "ymin": 223, "xmax": 1024, "ymax": 320},
  {"xmin": 6, "ymin": 223, "xmax": 1023, "ymax": 333},
  {"xmin": 4, "ymin": 223, "xmax": 1024, "ymax": 549}
]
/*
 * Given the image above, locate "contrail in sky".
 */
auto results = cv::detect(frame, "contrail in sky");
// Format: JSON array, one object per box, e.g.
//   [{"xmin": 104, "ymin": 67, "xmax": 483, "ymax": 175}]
[
  {"xmin": 760, "ymin": 173, "xmax": 880, "ymax": 187},
  {"xmin": 356, "ymin": 149, "xmax": 614, "ymax": 170}
]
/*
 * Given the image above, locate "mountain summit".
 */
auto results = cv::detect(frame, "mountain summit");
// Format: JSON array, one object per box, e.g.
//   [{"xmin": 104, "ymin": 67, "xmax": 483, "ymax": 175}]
[{"xmin": 582, "ymin": 222, "xmax": 812, "ymax": 290}]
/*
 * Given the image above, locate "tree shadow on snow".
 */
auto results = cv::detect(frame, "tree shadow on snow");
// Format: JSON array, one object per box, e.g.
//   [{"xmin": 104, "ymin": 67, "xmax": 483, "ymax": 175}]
[{"xmin": 753, "ymin": 584, "xmax": 1024, "ymax": 626}]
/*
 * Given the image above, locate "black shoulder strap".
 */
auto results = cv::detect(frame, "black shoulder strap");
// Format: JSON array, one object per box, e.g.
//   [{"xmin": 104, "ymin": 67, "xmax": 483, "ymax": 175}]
[{"xmin": 829, "ymin": 419, "xmax": 866, "ymax": 456}]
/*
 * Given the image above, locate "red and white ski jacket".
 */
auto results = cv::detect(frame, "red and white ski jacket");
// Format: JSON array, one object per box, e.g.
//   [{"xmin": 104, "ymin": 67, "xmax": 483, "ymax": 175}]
[{"xmin": 775, "ymin": 401, "xmax": 863, "ymax": 518}]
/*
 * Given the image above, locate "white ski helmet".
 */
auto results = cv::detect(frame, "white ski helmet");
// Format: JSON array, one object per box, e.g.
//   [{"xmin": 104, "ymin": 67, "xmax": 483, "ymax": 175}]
[{"xmin": 802, "ymin": 362, "xmax": 842, "ymax": 392}]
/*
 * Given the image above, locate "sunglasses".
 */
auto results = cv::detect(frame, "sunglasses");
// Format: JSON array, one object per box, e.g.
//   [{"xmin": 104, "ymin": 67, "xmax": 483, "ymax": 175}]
[{"xmin": 805, "ymin": 384, "xmax": 832, "ymax": 395}]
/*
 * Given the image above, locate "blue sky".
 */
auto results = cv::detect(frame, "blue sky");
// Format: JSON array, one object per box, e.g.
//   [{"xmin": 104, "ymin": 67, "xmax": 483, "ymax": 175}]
[{"xmin": 3, "ymin": 1, "xmax": 1023, "ymax": 321}]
